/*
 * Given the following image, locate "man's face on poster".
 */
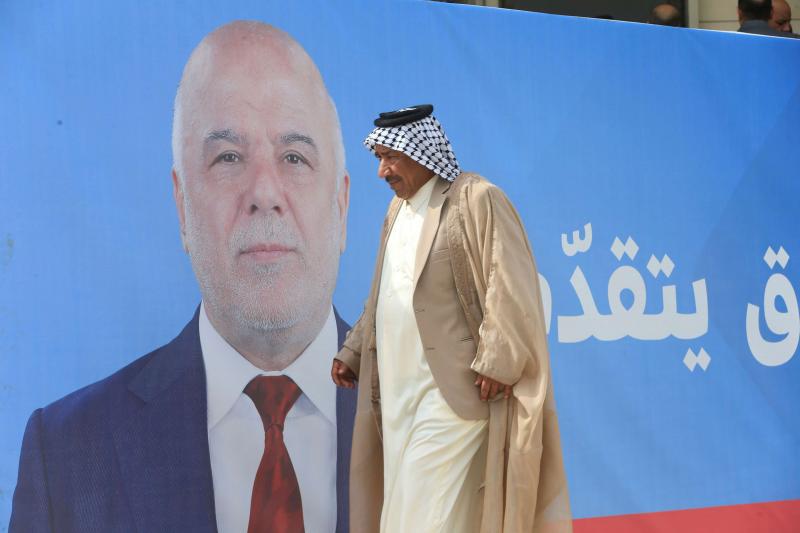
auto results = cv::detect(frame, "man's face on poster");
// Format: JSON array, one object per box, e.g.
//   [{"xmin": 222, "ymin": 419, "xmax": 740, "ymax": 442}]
[{"xmin": 173, "ymin": 36, "xmax": 348, "ymax": 336}]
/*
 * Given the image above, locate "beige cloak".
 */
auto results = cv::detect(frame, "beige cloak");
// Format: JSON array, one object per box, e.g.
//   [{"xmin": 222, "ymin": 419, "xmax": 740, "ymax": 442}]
[{"xmin": 336, "ymin": 173, "xmax": 572, "ymax": 533}]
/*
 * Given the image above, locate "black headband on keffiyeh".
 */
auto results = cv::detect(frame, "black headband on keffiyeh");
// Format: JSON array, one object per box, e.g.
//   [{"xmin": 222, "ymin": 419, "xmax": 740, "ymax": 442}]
[{"xmin": 364, "ymin": 104, "xmax": 461, "ymax": 182}]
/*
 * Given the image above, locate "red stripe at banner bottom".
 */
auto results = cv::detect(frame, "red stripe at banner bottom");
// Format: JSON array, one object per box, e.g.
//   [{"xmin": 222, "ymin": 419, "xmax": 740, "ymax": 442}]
[{"xmin": 572, "ymin": 499, "xmax": 800, "ymax": 533}]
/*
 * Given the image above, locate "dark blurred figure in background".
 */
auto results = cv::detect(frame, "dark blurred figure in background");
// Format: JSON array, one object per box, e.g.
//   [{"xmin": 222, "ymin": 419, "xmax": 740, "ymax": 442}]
[
  {"xmin": 738, "ymin": 0, "xmax": 800, "ymax": 37},
  {"xmin": 649, "ymin": 3, "xmax": 683, "ymax": 26},
  {"xmin": 770, "ymin": 0, "xmax": 795, "ymax": 32}
]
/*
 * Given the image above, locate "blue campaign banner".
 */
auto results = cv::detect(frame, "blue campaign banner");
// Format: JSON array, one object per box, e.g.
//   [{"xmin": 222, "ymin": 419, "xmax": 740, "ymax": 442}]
[{"xmin": 1, "ymin": 0, "xmax": 799, "ymax": 529}]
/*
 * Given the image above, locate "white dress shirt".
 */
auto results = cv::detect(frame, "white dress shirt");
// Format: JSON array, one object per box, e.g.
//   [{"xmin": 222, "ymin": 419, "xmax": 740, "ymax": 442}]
[
  {"xmin": 200, "ymin": 303, "xmax": 338, "ymax": 533},
  {"xmin": 376, "ymin": 178, "xmax": 487, "ymax": 532}
]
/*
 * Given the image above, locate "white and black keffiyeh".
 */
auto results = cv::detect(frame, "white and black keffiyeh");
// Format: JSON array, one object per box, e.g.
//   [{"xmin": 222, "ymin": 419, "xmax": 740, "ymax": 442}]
[{"xmin": 364, "ymin": 109, "xmax": 461, "ymax": 182}]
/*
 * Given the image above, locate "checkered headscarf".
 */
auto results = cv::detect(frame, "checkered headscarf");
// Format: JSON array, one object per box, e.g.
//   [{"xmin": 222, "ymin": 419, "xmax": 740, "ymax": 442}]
[{"xmin": 364, "ymin": 114, "xmax": 461, "ymax": 182}]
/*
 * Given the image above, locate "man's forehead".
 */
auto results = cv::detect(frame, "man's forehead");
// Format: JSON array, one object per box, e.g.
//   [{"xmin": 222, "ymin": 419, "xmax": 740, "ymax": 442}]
[
  {"xmin": 183, "ymin": 57, "xmax": 330, "ymax": 129},
  {"xmin": 193, "ymin": 56, "xmax": 308, "ymax": 97},
  {"xmin": 774, "ymin": 1, "xmax": 790, "ymax": 15},
  {"xmin": 375, "ymin": 145, "xmax": 403, "ymax": 156},
  {"xmin": 184, "ymin": 28, "xmax": 320, "ymax": 103}
]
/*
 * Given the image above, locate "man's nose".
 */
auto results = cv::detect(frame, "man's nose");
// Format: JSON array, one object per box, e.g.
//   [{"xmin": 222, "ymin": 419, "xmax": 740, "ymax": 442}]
[
  {"xmin": 377, "ymin": 159, "xmax": 390, "ymax": 178},
  {"xmin": 247, "ymin": 159, "xmax": 285, "ymax": 215}
]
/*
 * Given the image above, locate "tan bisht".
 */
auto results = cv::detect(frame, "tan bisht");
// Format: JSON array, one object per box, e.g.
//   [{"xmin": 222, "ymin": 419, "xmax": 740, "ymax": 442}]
[{"xmin": 336, "ymin": 173, "xmax": 572, "ymax": 533}]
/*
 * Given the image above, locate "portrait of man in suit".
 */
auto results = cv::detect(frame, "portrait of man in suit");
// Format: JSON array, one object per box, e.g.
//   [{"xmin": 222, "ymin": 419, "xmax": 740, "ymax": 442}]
[{"xmin": 11, "ymin": 20, "xmax": 355, "ymax": 533}]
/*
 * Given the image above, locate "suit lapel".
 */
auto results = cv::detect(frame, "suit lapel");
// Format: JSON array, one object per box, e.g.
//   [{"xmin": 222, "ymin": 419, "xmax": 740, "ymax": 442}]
[
  {"xmin": 413, "ymin": 177, "xmax": 449, "ymax": 288},
  {"xmin": 334, "ymin": 311, "xmax": 357, "ymax": 533},
  {"xmin": 112, "ymin": 309, "xmax": 217, "ymax": 532}
]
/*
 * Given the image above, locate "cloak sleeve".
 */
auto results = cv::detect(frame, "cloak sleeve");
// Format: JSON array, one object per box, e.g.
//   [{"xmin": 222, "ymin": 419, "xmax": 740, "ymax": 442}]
[
  {"xmin": 336, "ymin": 310, "xmax": 365, "ymax": 379},
  {"xmin": 461, "ymin": 180, "xmax": 549, "ymax": 388},
  {"xmin": 459, "ymin": 178, "xmax": 572, "ymax": 532}
]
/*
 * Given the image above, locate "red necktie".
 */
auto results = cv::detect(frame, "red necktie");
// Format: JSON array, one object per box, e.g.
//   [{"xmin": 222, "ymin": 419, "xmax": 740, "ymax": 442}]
[{"xmin": 244, "ymin": 375, "xmax": 305, "ymax": 533}]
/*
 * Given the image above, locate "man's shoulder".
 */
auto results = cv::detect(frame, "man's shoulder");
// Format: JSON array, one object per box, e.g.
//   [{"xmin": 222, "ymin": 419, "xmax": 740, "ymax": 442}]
[
  {"xmin": 452, "ymin": 172, "xmax": 508, "ymax": 205},
  {"xmin": 36, "ymin": 315, "xmax": 199, "ymax": 436},
  {"xmin": 738, "ymin": 20, "xmax": 796, "ymax": 37},
  {"xmin": 454, "ymin": 171, "xmax": 490, "ymax": 186},
  {"xmin": 37, "ymin": 344, "xmax": 164, "ymax": 435}
]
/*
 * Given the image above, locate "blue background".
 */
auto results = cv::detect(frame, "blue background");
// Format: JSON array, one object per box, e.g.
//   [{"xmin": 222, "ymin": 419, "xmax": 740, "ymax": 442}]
[{"xmin": 1, "ymin": 0, "xmax": 799, "ymax": 526}]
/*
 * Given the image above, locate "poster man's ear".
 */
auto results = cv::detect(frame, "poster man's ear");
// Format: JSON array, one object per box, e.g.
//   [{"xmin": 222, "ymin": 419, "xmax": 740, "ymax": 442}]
[
  {"xmin": 338, "ymin": 172, "xmax": 350, "ymax": 254},
  {"xmin": 171, "ymin": 168, "xmax": 188, "ymax": 253}
]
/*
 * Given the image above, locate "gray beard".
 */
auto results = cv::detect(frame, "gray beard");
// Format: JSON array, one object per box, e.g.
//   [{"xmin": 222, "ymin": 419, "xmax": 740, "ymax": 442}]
[{"xmin": 183, "ymin": 196, "xmax": 341, "ymax": 354}]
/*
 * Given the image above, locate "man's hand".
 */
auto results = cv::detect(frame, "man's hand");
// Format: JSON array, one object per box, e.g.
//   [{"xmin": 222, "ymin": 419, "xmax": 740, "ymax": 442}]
[
  {"xmin": 331, "ymin": 359, "xmax": 357, "ymax": 389},
  {"xmin": 474, "ymin": 374, "xmax": 512, "ymax": 402}
]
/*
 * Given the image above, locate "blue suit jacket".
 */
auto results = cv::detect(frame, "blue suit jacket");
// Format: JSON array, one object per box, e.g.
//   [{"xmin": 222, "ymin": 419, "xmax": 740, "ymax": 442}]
[{"xmin": 9, "ymin": 307, "xmax": 357, "ymax": 532}]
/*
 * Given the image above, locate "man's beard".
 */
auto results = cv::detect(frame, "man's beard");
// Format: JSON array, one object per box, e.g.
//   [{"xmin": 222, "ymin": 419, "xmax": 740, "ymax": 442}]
[{"xmin": 184, "ymin": 202, "xmax": 341, "ymax": 339}]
